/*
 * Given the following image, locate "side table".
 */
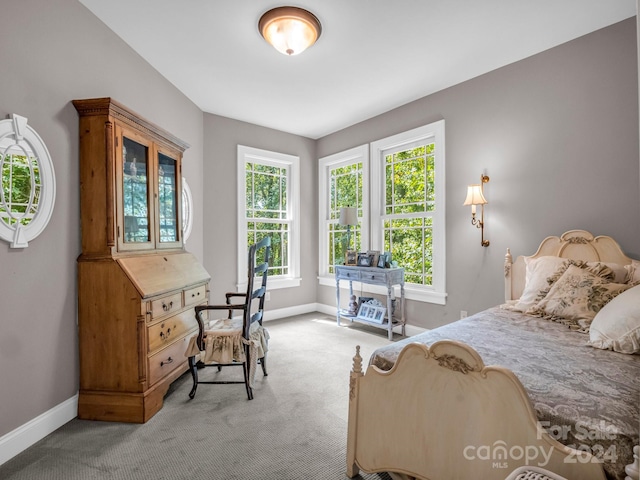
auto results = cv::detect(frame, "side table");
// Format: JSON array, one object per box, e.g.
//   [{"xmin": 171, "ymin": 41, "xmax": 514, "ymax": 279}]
[{"xmin": 335, "ymin": 265, "xmax": 405, "ymax": 340}]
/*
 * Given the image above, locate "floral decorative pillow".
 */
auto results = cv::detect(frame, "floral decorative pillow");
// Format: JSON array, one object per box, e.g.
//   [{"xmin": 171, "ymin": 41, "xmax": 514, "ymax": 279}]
[
  {"xmin": 589, "ymin": 261, "xmax": 626, "ymax": 283},
  {"xmin": 528, "ymin": 265, "xmax": 632, "ymax": 332},
  {"xmin": 589, "ymin": 284, "xmax": 640, "ymax": 354},
  {"xmin": 525, "ymin": 260, "xmax": 616, "ymax": 308}
]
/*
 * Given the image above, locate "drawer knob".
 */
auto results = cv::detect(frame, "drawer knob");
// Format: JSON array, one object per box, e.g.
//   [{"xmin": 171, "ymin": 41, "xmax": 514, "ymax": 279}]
[
  {"xmin": 159, "ymin": 328, "xmax": 171, "ymax": 340},
  {"xmin": 160, "ymin": 357, "xmax": 174, "ymax": 367},
  {"xmin": 162, "ymin": 301, "xmax": 173, "ymax": 311}
]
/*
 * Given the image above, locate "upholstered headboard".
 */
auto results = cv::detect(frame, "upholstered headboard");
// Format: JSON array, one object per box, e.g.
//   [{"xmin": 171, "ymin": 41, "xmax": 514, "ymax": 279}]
[{"xmin": 504, "ymin": 229, "xmax": 634, "ymax": 301}]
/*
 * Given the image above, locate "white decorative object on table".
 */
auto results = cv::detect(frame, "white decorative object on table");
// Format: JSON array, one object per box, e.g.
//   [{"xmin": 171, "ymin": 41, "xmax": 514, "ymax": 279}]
[{"xmin": 347, "ymin": 294, "xmax": 358, "ymax": 316}]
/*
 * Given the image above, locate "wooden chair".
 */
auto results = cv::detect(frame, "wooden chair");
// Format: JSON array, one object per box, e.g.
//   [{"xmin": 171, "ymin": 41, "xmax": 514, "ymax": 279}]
[{"xmin": 185, "ymin": 237, "xmax": 271, "ymax": 400}]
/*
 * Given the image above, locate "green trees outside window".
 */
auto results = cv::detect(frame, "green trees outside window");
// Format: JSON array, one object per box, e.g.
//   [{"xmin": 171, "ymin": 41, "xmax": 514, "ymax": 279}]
[
  {"xmin": 323, "ymin": 141, "xmax": 436, "ymax": 288},
  {"xmin": 245, "ymin": 162, "xmax": 288, "ymax": 276},
  {"xmin": 383, "ymin": 143, "xmax": 435, "ymax": 285},
  {"xmin": 1, "ymin": 152, "xmax": 41, "ymax": 228},
  {"xmin": 158, "ymin": 153, "xmax": 178, "ymax": 243},
  {"xmin": 328, "ymin": 162, "xmax": 362, "ymax": 273},
  {"xmin": 122, "ymin": 138, "xmax": 150, "ymax": 243}
]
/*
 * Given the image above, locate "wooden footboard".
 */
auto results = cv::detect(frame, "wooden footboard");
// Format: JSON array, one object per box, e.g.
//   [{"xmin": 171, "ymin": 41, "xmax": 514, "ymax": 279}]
[{"xmin": 346, "ymin": 341, "xmax": 608, "ymax": 480}]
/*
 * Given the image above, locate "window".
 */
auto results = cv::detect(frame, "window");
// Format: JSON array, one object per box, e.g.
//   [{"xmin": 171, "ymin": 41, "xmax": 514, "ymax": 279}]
[
  {"xmin": 318, "ymin": 145, "xmax": 368, "ymax": 279},
  {"xmin": 237, "ymin": 145, "xmax": 300, "ymax": 290},
  {"xmin": 181, "ymin": 177, "xmax": 193, "ymax": 242},
  {"xmin": 318, "ymin": 122, "xmax": 446, "ymax": 304},
  {"xmin": 371, "ymin": 121, "xmax": 446, "ymax": 304},
  {"xmin": 0, "ymin": 114, "xmax": 56, "ymax": 248},
  {"xmin": 157, "ymin": 152, "xmax": 179, "ymax": 243}
]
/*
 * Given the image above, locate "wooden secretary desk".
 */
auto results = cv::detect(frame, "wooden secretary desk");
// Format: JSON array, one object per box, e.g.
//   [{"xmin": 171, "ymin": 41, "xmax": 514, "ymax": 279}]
[{"xmin": 73, "ymin": 98, "xmax": 210, "ymax": 423}]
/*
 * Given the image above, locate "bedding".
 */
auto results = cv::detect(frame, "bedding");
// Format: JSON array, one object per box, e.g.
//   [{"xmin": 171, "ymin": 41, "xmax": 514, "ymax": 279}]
[{"xmin": 369, "ymin": 307, "xmax": 640, "ymax": 480}]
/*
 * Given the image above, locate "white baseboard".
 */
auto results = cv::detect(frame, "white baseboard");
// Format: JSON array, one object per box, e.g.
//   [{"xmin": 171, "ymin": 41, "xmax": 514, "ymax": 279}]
[
  {"xmin": 0, "ymin": 394, "xmax": 78, "ymax": 466},
  {"xmin": 262, "ymin": 302, "xmax": 327, "ymax": 321},
  {"xmin": 314, "ymin": 303, "xmax": 336, "ymax": 317},
  {"xmin": 405, "ymin": 324, "xmax": 428, "ymax": 336}
]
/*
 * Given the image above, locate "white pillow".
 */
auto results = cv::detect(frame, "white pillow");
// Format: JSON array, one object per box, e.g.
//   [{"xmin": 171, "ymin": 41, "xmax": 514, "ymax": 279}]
[
  {"xmin": 589, "ymin": 284, "xmax": 640, "ymax": 354},
  {"xmin": 513, "ymin": 256, "xmax": 567, "ymax": 312}
]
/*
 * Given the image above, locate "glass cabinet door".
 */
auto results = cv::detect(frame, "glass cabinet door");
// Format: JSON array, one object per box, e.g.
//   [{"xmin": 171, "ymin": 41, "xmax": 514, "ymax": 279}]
[
  {"xmin": 157, "ymin": 151, "xmax": 180, "ymax": 246},
  {"xmin": 121, "ymin": 135, "xmax": 152, "ymax": 247}
]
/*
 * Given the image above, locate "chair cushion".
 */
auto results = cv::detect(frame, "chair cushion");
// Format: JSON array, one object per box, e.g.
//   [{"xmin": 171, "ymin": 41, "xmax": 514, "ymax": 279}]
[
  {"xmin": 206, "ymin": 317, "xmax": 243, "ymax": 336},
  {"xmin": 184, "ymin": 319, "xmax": 269, "ymax": 380},
  {"xmin": 201, "ymin": 317, "xmax": 245, "ymax": 364}
]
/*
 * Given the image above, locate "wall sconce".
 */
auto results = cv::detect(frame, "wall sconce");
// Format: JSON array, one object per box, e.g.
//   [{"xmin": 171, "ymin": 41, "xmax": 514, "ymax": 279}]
[
  {"xmin": 463, "ymin": 174, "xmax": 490, "ymax": 247},
  {"xmin": 339, "ymin": 206, "xmax": 358, "ymax": 251}
]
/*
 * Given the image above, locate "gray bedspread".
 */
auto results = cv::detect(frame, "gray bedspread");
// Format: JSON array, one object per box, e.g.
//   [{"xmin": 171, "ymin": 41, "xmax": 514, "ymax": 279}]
[{"xmin": 369, "ymin": 306, "xmax": 640, "ymax": 480}]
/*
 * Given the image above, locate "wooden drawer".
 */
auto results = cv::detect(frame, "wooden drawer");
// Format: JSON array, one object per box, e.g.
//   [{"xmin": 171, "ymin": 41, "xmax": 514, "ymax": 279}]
[
  {"xmin": 147, "ymin": 309, "xmax": 197, "ymax": 354},
  {"xmin": 360, "ymin": 270, "xmax": 388, "ymax": 284},
  {"xmin": 148, "ymin": 335, "xmax": 190, "ymax": 386},
  {"xmin": 150, "ymin": 292, "xmax": 182, "ymax": 319},
  {"xmin": 337, "ymin": 269, "xmax": 360, "ymax": 281},
  {"xmin": 184, "ymin": 284, "xmax": 206, "ymax": 306}
]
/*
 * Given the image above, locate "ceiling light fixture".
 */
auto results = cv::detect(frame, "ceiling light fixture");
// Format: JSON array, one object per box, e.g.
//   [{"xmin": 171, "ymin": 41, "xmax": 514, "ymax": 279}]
[{"xmin": 258, "ymin": 6, "xmax": 322, "ymax": 56}]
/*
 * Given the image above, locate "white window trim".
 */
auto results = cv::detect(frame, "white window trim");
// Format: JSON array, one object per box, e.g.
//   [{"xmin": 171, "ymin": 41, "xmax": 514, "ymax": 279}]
[
  {"xmin": 0, "ymin": 114, "xmax": 56, "ymax": 249},
  {"xmin": 369, "ymin": 121, "xmax": 447, "ymax": 305},
  {"xmin": 237, "ymin": 145, "xmax": 301, "ymax": 291},
  {"xmin": 181, "ymin": 177, "xmax": 193, "ymax": 243},
  {"xmin": 318, "ymin": 145, "xmax": 369, "ymax": 285}
]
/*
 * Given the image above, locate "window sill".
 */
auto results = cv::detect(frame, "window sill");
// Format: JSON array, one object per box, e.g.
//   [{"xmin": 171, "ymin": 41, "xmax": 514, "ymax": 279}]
[
  {"xmin": 318, "ymin": 275, "xmax": 447, "ymax": 305},
  {"xmin": 238, "ymin": 276, "xmax": 301, "ymax": 291}
]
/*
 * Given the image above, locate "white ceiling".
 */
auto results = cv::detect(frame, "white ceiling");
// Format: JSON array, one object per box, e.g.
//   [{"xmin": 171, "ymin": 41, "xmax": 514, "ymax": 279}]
[{"xmin": 79, "ymin": 1, "xmax": 636, "ymax": 139}]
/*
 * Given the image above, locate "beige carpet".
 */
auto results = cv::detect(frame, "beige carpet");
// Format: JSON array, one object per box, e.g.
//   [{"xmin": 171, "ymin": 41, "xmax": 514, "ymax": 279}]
[{"xmin": 0, "ymin": 313, "xmax": 401, "ymax": 479}]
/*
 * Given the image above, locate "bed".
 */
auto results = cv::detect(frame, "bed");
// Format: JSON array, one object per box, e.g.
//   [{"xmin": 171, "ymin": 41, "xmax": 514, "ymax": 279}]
[{"xmin": 346, "ymin": 230, "xmax": 640, "ymax": 480}]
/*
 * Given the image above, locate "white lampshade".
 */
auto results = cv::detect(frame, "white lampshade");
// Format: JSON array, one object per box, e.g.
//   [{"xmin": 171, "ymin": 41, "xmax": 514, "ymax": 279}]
[
  {"xmin": 463, "ymin": 185, "xmax": 488, "ymax": 206},
  {"xmin": 259, "ymin": 7, "xmax": 322, "ymax": 56},
  {"xmin": 339, "ymin": 207, "xmax": 358, "ymax": 226}
]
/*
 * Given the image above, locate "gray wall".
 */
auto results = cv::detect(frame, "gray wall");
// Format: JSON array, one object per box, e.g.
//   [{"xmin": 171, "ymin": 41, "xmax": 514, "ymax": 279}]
[
  {"xmin": 317, "ymin": 18, "xmax": 640, "ymax": 329},
  {"xmin": 0, "ymin": 0, "xmax": 637, "ymax": 449},
  {"xmin": 202, "ymin": 114, "xmax": 318, "ymax": 310},
  {"xmin": 0, "ymin": 0, "xmax": 205, "ymax": 437}
]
